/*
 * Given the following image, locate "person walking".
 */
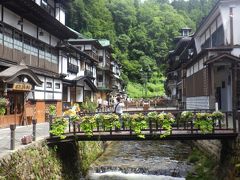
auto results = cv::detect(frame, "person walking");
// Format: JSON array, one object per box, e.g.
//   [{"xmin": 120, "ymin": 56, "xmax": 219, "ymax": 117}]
[{"xmin": 114, "ymin": 96, "xmax": 125, "ymax": 131}]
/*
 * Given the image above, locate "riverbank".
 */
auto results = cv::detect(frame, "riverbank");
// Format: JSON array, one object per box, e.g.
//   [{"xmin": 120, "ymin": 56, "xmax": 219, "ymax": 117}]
[{"xmin": 0, "ymin": 140, "xmax": 105, "ymax": 179}]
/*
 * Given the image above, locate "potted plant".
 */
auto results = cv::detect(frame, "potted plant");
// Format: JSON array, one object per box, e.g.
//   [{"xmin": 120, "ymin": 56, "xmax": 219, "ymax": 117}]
[
  {"xmin": 158, "ymin": 112, "xmax": 175, "ymax": 138},
  {"xmin": 211, "ymin": 111, "xmax": 224, "ymax": 125},
  {"xmin": 80, "ymin": 115, "xmax": 96, "ymax": 136},
  {"xmin": 49, "ymin": 117, "xmax": 68, "ymax": 139},
  {"xmin": 194, "ymin": 112, "xmax": 213, "ymax": 134},
  {"xmin": 102, "ymin": 113, "xmax": 120, "ymax": 131},
  {"xmin": 129, "ymin": 113, "xmax": 147, "ymax": 138}
]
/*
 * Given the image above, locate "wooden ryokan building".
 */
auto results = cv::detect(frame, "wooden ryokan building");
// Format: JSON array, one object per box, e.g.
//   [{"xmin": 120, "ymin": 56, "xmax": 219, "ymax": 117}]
[{"xmin": 166, "ymin": 0, "xmax": 240, "ymax": 114}]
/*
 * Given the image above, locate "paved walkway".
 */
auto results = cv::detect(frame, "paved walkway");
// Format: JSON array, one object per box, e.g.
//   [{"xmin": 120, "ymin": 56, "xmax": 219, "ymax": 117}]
[{"xmin": 0, "ymin": 122, "xmax": 49, "ymax": 158}]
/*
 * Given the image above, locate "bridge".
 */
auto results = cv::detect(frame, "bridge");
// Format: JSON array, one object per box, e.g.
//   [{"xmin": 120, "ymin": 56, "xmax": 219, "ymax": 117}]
[{"xmin": 46, "ymin": 109, "xmax": 238, "ymax": 144}]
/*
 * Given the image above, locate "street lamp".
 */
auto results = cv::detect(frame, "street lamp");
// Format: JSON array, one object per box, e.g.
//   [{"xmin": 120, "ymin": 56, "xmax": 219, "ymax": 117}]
[{"xmin": 140, "ymin": 66, "xmax": 152, "ymax": 98}]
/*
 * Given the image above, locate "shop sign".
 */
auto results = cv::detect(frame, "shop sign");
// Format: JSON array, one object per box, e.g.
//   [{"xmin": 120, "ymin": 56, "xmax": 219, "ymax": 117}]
[{"xmin": 13, "ymin": 83, "xmax": 32, "ymax": 91}]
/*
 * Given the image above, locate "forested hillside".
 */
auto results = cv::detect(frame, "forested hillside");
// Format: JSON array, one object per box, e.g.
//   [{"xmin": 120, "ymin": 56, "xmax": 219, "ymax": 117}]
[{"xmin": 66, "ymin": 0, "xmax": 217, "ymax": 98}]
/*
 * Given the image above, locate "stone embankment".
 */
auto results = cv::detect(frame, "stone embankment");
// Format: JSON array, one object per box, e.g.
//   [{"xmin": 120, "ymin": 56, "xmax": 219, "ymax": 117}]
[{"xmin": 0, "ymin": 140, "xmax": 105, "ymax": 179}]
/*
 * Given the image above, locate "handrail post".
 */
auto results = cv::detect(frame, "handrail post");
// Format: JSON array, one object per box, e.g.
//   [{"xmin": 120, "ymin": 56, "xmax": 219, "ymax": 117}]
[
  {"xmin": 10, "ymin": 124, "xmax": 16, "ymax": 150},
  {"xmin": 191, "ymin": 120, "xmax": 193, "ymax": 134},
  {"xmin": 73, "ymin": 121, "xmax": 76, "ymax": 136},
  {"xmin": 149, "ymin": 119, "xmax": 152, "ymax": 135},
  {"xmin": 32, "ymin": 119, "xmax": 37, "ymax": 141},
  {"xmin": 212, "ymin": 118, "xmax": 215, "ymax": 134},
  {"xmin": 226, "ymin": 112, "xmax": 229, "ymax": 129}
]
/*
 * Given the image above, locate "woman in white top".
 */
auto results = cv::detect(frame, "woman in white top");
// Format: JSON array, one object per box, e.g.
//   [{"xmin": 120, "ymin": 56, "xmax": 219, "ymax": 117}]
[{"xmin": 114, "ymin": 97, "xmax": 125, "ymax": 130}]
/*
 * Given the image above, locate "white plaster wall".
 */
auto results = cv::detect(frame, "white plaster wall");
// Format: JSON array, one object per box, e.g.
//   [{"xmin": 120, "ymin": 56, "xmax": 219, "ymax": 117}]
[
  {"xmin": 76, "ymin": 86, "xmax": 83, "ymax": 102},
  {"xmin": 35, "ymin": 91, "xmax": 44, "ymax": 100},
  {"xmin": 3, "ymin": 8, "xmax": 21, "ymax": 31},
  {"xmin": 219, "ymin": 0, "xmax": 240, "ymax": 45},
  {"xmin": 60, "ymin": 8, "xmax": 65, "ymax": 25},
  {"xmin": 67, "ymin": 87, "xmax": 70, "ymax": 102},
  {"xmin": 35, "ymin": 0, "xmax": 41, "ymax": 6},
  {"xmin": 62, "ymin": 56, "xmax": 68, "ymax": 74},
  {"xmin": 85, "ymin": 45, "xmax": 91, "ymax": 50},
  {"xmin": 35, "ymin": 76, "xmax": 45, "ymax": 90},
  {"xmin": 54, "ymin": 93, "xmax": 62, "ymax": 100},
  {"xmin": 231, "ymin": 48, "xmax": 240, "ymax": 57},
  {"xmin": 186, "ymin": 96, "xmax": 210, "ymax": 110},
  {"xmin": 51, "ymin": 35, "xmax": 59, "ymax": 46},
  {"xmin": 45, "ymin": 92, "xmax": 53, "ymax": 99},
  {"xmin": 214, "ymin": 65, "xmax": 232, "ymax": 111},
  {"xmin": 38, "ymin": 30, "xmax": 50, "ymax": 44},
  {"xmin": 23, "ymin": 19, "xmax": 37, "ymax": 38}
]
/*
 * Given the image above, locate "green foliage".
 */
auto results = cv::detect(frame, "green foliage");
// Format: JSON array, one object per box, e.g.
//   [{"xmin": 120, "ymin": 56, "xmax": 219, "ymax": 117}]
[
  {"xmin": 180, "ymin": 111, "xmax": 194, "ymax": 122},
  {"xmin": 66, "ymin": 0, "xmax": 201, "ymax": 96},
  {"xmin": 128, "ymin": 113, "xmax": 147, "ymax": 139},
  {"xmin": 158, "ymin": 112, "xmax": 175, "ymax": 138},
  {"xmin": 49, "ymin": 105, "xmax": 56, "ymax": 116},
  {"xmin": 211, "ymin": 111, "xmax": 224, "ymax": 122},
  {"xmin": 147, "ymin": 111, "xmax": 159, "ymax": 122},
  {"xmin": 50, "ymin": 117, "xmax": 68, "ymax": 139},
  {"xmin": 80, "ymin": 115, "xmax": 96, "ymax": 137},
  {"xmin": 194, "ymin": 113, "xmax": 213, "ymax": 134},
  {"xmin": 81, "ymin": 97, "xmax": 97, "ymax": 113},
  {"xmin": 102, "ymin": 113, "xmax": 120, "ymax": 130},
  {"xmin": 187, "ymin": 148, "xmax": 217, "ymax": 179},
  {"xmin": 0, "ymin": 97, "xmax": 7, "ymax": 116}
]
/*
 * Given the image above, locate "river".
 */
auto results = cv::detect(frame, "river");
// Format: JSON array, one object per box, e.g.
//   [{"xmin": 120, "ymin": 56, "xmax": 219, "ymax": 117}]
[{"xmin": 86, "ymin": 141, "xmax": 193, "ymax": 180}]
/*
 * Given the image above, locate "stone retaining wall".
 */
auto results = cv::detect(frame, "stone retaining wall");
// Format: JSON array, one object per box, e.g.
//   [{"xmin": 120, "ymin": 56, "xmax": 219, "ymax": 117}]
[
  {"xmin": 0, "ymin": 140, "xmax": 105, "ymax": 179},
  {"xmin": 194, "ymin": 138, "xmax": 240, "ymax": 179}
]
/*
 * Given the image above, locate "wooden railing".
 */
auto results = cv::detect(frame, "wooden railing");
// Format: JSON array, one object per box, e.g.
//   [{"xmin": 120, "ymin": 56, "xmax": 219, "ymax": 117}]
[{"xmin": 48, "ymin": 110, "xmax": 237, "ymax": 142}]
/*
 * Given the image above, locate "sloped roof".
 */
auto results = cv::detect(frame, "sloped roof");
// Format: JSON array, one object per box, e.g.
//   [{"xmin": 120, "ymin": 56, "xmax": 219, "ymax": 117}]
[{"xmin": 0, "ymin": 65, "xmax": 42, "ymax": 86}]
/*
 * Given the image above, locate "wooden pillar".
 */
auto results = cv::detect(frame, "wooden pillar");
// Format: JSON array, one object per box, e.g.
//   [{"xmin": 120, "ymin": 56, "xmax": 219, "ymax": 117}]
[{"xmin": 232, "ymin": 63, "xmax": 237, "ymax": 132}]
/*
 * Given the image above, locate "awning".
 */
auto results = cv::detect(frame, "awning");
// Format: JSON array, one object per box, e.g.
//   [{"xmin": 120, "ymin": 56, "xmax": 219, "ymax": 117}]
[
  {"xmin": 73, "ymin": 76, "xmax": 97, "ymax": 92},
  {"xmin": 0, "ymin": 65, "xmax": 42, "ymax": 86},
  {"xmin": 204, "ymin": 53, "xmax": 240, "ymax": 65}
]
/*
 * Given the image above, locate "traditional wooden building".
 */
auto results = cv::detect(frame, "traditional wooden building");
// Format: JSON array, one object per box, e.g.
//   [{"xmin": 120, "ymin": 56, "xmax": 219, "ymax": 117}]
[
  {"xmin": 166, "ymin": 0, "xmax": 240, "ymax": 112},
  {"xmin": 0, "ymin": 0, "xmax": 77, "ymax": 127}
]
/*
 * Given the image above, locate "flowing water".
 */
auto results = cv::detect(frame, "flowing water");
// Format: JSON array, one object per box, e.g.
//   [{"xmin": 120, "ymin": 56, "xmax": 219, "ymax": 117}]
[{"xmin": 86, "ymin": 141, "xmax": 193, "ymax": 180}]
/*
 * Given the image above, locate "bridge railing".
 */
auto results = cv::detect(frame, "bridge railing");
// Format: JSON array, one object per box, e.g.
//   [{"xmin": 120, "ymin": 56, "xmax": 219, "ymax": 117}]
[{"xmin": 50, "ymin": 109, "xmax": 236, "ymax": 138}]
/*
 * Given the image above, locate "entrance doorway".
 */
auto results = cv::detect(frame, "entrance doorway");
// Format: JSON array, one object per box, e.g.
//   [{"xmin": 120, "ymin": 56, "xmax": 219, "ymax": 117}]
[{"xmin": 8, "ymin": 92, "xmax": 24, "ymax": 124}]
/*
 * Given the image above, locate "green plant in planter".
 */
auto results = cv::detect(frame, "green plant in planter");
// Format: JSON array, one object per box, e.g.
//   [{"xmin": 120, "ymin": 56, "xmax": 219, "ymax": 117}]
[
  {"xmin": 211, "ymin": 111, "xmax": 224, "ymax": 124},
  {"xmin": 49, "ymin": 104, "xmax": 56, "ymax": 116},
  {"xmin": 129, "ymin": 113, "xmax": 147, "ymax": 138},
  {"xmin": 50, "ymin": 117, "xmax": 68, "ymax": 139},
  {"xmin": 0, "ymin": 97, "xmax": 7, "ymax": 116},
  {"xmin": 121, "ymin": 113, "xmax": 131, "ymax": 127},
  {"xmin": 102, "ymin": 113, "xmax": 120, "ymax": 130},
  {"xmin": 180, "ymin": 111, "xmax": 194, "ymax": 123},
  {"xmin": 80, "ymin": 115, "xmax": 96, "ymax": 136},
  {"xmin": 147, "ymin": 111, "xmax": 158, "ymax": 122},
  {"xmin": 158, "ymin": 112, "xmax": 175, "ymax": 138},
  {"xmin": 95, "ymin": 113, "xmax": 104, "ymax": 126},
  {"xmin": 194, "ymin": 112, "xmax": 213, "ymax": 134}
]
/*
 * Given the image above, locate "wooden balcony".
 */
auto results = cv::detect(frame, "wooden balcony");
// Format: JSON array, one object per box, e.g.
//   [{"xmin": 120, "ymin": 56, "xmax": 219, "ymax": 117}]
[{"xmin": 67, "ymin": 63, "xmax": 79, "ymax": 74}]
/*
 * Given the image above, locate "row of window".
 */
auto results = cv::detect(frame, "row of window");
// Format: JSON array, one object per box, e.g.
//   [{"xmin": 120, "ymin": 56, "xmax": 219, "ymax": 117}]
[
  {"xmin": 186, "ymin": 58, "xmax": 205, "ymax": 77},
  {"xmin": 46, "ymin": 82, "xmax": 60, "ymax": 89},
  {"xmin": 0, "ymin": 25, "xmax": 58, "ymax": 64}
]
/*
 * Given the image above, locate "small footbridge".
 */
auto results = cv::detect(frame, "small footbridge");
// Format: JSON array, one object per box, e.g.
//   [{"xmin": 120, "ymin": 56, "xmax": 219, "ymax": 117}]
[{"xmin": 46, "ymin": 109, "xmax": 238, "ymax": 144}]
